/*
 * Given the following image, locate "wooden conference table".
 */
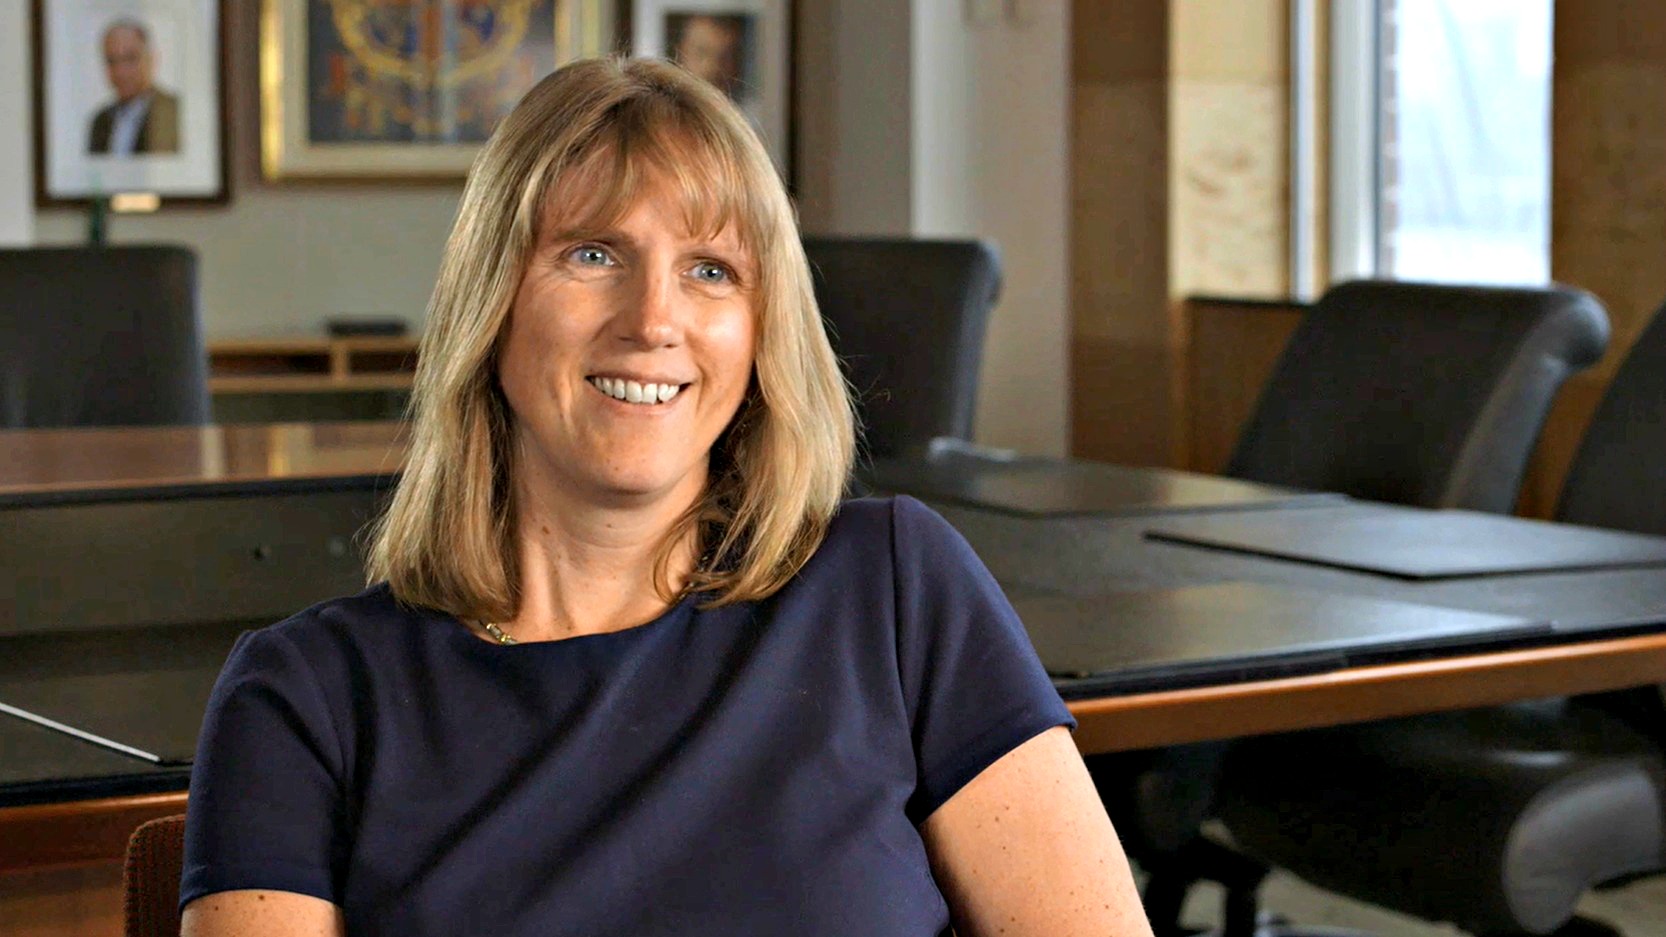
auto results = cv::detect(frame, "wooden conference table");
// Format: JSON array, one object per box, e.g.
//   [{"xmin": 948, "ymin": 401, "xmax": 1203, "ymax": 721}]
[{"xmin": 5, "ymin": 422, "xmax": 1666, "ymax": 919}]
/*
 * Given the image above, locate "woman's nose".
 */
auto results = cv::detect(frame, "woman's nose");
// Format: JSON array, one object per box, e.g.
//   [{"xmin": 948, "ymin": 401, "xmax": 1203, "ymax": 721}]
[{"xmin": 616, "ymin": 265, "xmax": 684, "ymax": 348}]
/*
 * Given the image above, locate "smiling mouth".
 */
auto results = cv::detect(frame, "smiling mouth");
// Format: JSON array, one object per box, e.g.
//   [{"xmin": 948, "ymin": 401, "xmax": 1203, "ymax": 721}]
[{"xmin": 587, "ymin": 375, "xmax": 689, "ymax": 406}]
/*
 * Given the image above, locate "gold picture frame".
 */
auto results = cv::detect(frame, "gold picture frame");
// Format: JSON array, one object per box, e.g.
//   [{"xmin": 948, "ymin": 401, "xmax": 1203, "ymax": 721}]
[{"xmin": 260, "ymin": 0, "xmax": 614, "ymax": 180}]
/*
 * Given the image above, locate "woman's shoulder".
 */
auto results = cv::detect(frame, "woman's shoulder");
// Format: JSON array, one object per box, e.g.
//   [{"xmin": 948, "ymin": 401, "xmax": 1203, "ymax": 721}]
[
  {"xmin": 815, "ymin": 495, "xmax": 967, "ymax": 567},
  {"xmin": 243, "ymin": 582, "xmax": 432, "ymax": 667},
  {"xmin": 827, "ymin": 494, "xmax": 960, "ymax": 543}
]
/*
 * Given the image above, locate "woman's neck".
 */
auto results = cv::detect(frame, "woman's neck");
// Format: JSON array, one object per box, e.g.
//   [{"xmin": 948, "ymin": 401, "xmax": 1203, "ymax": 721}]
[{"xmin": 502, "ymin": 471, "xmax": 704, "ymax": 643}]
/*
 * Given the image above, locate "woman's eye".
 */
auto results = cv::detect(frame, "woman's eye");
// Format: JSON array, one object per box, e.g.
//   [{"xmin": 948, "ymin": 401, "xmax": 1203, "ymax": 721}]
[
  {"xmin": 569, "ymin": 245, "xmax": 614, "ymax": 267},
  {"xmin": 691, "ymin": 261, "xmax": 731, "ymax": 284}
]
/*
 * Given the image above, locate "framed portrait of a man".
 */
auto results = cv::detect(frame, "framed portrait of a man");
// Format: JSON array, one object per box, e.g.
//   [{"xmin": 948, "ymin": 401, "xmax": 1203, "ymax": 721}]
[
  {"xmin": 260, "ymin": 0, "xmax": 614, "ymax": 180},
  {"xmin": 632, "ymin": 0, "xmax": 789, "ymax": 174},
  {"xmin": 32, "ymin": 0, "xmax": 229, "ymax": 206}
]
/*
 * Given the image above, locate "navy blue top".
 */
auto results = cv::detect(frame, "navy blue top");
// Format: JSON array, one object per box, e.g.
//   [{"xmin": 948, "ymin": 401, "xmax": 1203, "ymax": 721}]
[{"xmin": 181, "ymin": 496, "xmax": 1074, "ymax": 935}]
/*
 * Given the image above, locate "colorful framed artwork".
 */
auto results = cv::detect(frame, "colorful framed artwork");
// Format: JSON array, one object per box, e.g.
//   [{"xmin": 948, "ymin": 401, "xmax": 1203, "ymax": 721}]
[
  {"xmin": 32, "ymin": 0, "xmax": 230, "ymax": 206},
  {"xmin": 260, "ymin": 0, "xmax": 616, "ymax": 180},
  {"xmin": 631, "ymin": 0, "xmax": 790, "ymax": 174}
]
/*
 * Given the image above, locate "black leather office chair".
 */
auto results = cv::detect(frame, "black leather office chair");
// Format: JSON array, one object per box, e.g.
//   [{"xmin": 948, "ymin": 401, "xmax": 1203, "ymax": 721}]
[
  {"xmin": 1226, "ymin": 280, "xmax": 1609, "ymax": 513},
  {"xmin": 802, "ymin": 237, "xmax": 1001, "ymax": 458},
  {"xmin": 0, "ymin": 246, "xmax": 209, "ymax": 428},
  {"xmin": 1085, "ymin": 280, "xmax": 1612, "ymax": 936},
  {"xmin": 1214, "ymin": 302, "xmax": 1666, "ymax": 937}
]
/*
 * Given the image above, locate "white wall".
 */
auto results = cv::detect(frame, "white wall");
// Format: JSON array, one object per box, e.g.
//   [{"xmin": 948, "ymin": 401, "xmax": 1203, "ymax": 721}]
[
  {"xmin": 797, "ymin": 0, "xmax": 1072, "ymax": 456},
  {"xmin": 34, "ymin": 189, "xmax": 458, "ymax": 337},
  {"xmin": 0, "ymin": 0, "xmax": 34, "ymax": 246},
  {"xmin": 795, "ymin": 0, "xmax": 914, "ymax": 235},
  {"xmin": 910, "ymin": 0, "xmax": 1070, "ymax": 456}
]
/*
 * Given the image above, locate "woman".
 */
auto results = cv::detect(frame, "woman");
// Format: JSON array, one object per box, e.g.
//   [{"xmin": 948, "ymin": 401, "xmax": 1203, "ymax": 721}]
[{"xmin": 181, "ymin": 57, "xmax": 1149, "ymax": 936}]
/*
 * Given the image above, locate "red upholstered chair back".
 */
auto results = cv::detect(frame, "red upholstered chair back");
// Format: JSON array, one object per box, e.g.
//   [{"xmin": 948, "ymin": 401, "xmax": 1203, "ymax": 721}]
[{"xmin": 122, "ymin": 813, "xmax": 187, "ymax": 937}]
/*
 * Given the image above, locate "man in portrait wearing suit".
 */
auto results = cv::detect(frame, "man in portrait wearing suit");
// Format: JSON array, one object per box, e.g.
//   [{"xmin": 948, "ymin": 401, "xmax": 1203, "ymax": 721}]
[{"xmin": 87, "ymin": 19, "xmax": 180, "ymax": 156}]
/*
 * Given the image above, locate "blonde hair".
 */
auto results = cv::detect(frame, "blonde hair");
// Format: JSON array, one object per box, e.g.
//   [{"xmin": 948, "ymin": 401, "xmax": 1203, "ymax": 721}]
[{"xmin": 366, "ymin": 57, "xmax": 856, "ymax": 622}]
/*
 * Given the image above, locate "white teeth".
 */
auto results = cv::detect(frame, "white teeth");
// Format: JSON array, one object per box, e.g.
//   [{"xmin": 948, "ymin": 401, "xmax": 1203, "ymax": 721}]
[{"xmin": 590, "ymin": 377, "xmax": 682, "ymax": 405}]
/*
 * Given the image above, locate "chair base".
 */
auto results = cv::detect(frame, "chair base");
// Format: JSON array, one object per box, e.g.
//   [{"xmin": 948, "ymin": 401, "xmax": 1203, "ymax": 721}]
[{"xmin": 1217, "ymin": 701, "xmax": 1666, "ymax": 936}]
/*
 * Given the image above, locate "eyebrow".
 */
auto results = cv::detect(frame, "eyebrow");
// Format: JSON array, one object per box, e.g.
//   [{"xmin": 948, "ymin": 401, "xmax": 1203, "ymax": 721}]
[{"xmin": 544, "ymin": 226, "xmax": 750, "ymax": 262}]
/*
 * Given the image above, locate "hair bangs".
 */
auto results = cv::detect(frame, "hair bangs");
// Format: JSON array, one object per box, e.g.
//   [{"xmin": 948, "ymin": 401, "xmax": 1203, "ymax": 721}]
[{"xmin": 532, "ymin": 96, "xmax": 766, "ymax": 257}]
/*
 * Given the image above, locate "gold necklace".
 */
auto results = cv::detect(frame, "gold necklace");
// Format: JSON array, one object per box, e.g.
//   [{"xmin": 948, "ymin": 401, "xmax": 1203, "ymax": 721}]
[{"xmin": 480, "ymin": 550, "xmax": 709, "ymax": 647}]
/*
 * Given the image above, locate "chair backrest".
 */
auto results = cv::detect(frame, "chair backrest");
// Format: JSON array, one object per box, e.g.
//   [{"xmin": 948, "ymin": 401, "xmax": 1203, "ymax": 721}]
[
  {"xmin": 1558, "ymin": 304, "xmax": 1666, "ymax": 732},
  {"xmin": 0, "ymin": 245, "xmax": 210, "ymax": 428},
  {"xmin": 1557, "ymin": 302, "xmax": 1666, "ymax": 534},
  {"xmin": 1226, "ymin": 280, "xmax": 1609, "ymax": 513},
  {"xmin": 802, "ymin": 237, "xmax": 1001, "ymax": 458},
  {"xmin": 123, "ymin": 813, "xmax": 187, "ymax": 937}
]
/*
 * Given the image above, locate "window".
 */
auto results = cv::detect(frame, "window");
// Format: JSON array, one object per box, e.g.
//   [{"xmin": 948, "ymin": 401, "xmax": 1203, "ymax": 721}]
[{"xmin": 1329, "ymin": 0, "xmax": 1553, "ymax": 286}]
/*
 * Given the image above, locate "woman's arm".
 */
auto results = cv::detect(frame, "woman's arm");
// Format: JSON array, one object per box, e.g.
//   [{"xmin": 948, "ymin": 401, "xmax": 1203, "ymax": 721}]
[
  {"xmin": 181, "ymin": 890, "xmax": 346, "ymax": 937},
  {"xmin": 920, "ymin": 726, "xmax": 1153, "ymax": 937}
]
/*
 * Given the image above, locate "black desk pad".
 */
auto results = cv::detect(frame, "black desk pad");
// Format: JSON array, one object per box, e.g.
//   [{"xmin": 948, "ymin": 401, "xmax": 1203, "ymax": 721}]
[
  {"xmin": 0, "ymin": 622, "xmax": 250, "ymax": 765},
  {"xmin": 1145, "ymin": 504, "xmax": 1666, "ymax": 579},
  {"xmin": 862, "ymin": 452, "xmax": 1338, "ymax": 518},
  {"xmin": 1013, "ymin": 581, "xmax": 1550, "ymax": 696},
  {"xmin": 0, "ymin": 709, "xmax": 186, "ymax": 806}
]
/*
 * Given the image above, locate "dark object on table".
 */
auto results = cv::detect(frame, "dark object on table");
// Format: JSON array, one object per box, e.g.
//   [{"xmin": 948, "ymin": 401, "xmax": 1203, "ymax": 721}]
[
  {"xmin": 1017, "ymin": 581, "xmax": 1546, "ymax": 689},
  {"xmin": 1145, "ymin": 503, "xmax": 1666, "ymax": 579},
  {"xmin": 865, "ymin": 440, "xmax": 1338, "ymax": 518},
  {"xmin": 803, "ymin": 238, "xmax": 1000, "ymax": 459},
  {"xmin": 324, "ymin": 317, "xmax": 408, "ymax": 337},
  {"xmin": 0, "ymin": 246, "xmax": 208, "ymax": 428}
]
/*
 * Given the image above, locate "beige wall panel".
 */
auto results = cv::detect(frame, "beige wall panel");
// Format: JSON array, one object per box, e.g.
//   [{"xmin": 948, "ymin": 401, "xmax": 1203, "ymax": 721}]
[
  {"xmin": 1171, "ymin": 0, "xmax": 1285, "ymax": 81},
  {"xmin": 1171, "ymin": 81, "xmax": 1287, "ymax": 298}
]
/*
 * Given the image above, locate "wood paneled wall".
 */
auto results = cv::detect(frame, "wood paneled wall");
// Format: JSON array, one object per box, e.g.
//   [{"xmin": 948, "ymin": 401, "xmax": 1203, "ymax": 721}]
[
  {"xmin": 1070, "ymin": 0, "xmax": 1175, "ymax": 465},
  {"xmin": 1527, "ymin": 0, "xmax": 1666, "ymax": 516},
  {"xmin": 1071, "ymin": 1, "xmax": 1293, "ymax": 467},
  {"xmin": 1076, "ymin": 0, "xmax": 1664, "ymax": 510},
  {"xmin": 1184, "ymin": 298, "xmax": 1304, "ymax": 473},
  {"xmin": 0, "ymin": 864, "xmax": 124, "ymax": 937}
]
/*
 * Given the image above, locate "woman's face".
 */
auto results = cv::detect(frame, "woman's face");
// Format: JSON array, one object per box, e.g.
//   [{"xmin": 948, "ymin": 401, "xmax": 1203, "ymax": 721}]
[{"xmin": 498, "ymin": 177, "xmax": 758, "ymax": 510}]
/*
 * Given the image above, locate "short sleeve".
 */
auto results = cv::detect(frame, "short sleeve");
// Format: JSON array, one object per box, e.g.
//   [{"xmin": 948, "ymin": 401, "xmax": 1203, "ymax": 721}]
[
  {"xmin": 180, "ymin": 625, "xmax": 350, "ymax": 911},
  {"xmin": 890, "ymin": 496, "xmax": 1075, "ymax": 822}
]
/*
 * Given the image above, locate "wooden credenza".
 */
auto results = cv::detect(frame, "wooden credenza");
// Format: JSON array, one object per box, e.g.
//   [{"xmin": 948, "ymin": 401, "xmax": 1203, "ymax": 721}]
[{"xmin": 206, "ymin": 336, "xmax": 419, "ymax": 395}]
